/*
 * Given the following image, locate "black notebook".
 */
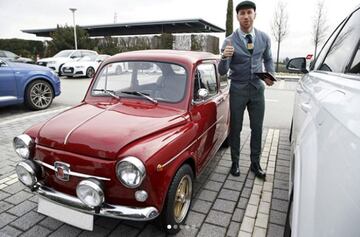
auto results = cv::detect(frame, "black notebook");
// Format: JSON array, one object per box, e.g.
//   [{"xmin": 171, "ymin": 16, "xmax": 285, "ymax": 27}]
[{"xmin": 254, "ymin": 72, "xmax": 277, "ymax": 81}]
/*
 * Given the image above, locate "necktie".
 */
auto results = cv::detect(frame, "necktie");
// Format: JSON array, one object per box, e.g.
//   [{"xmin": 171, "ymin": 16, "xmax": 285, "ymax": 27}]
[{"xmin": 245, "ymin": 34, "xmax": 253, "ymax": 54}]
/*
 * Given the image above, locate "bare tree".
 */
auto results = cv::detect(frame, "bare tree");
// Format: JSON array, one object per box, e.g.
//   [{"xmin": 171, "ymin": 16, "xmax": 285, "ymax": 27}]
[
  {"xmin": 271, "ymin": 1, "xmax": 288, "ymax": 72},
  {"xmin": 312, "ymin": 1, "xmax": 329, "ymax": 59}
]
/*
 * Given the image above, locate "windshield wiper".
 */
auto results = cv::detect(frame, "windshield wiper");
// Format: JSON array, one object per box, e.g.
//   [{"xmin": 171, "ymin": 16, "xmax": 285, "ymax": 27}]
[
  {"xmin": 93, "ymin": 89, "xmax": 120, "ymax": 99},
  {"xmin": 120, "ymin": 90, "xmax": 158, "ymax": 104}
]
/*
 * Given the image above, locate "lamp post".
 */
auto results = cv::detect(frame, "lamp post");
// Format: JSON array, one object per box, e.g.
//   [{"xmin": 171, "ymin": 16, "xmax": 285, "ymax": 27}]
[{"xmin": 69, "ymin": 8, "xmax": 77, "ymax": 50}]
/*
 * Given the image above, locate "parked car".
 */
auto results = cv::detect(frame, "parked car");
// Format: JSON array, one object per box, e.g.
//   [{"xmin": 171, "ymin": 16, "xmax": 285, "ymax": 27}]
[
  {"xmin": 285, "ymin": 5, "xmax": 360, "ymax": 237},
  {"xmin": 61, "ymin": 54, "xmax": 110, "ymax": 78},
  {"xmin": 0, "ymin": 50, "xmax": 34, "ymax": 64},
  {"xmin": 37, "ymin": 50, "xmax": 98, "ymax": 76},
  {"xmin": 13, "ymin": 50, "xmax": 230, "ymax": 233},
  {"xmin": 0, "ymin": 58, "xmax": 61, "ymax": 110}
]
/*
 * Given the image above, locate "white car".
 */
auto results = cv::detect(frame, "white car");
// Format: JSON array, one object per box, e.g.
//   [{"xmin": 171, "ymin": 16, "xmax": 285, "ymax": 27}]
[
  {"xmin": 285, "ymin": 5, "xmax": 360, "ymax": 237},
  {"xmin": 37, "ymin": 50, "xmax": 98, "ymax": 75},
  {"xmin": 61, "ymin": 54, "xmax": 110, "ymax": 78}
]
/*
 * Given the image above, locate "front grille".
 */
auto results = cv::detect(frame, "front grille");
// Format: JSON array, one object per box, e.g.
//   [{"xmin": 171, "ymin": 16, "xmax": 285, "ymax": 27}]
[{"xmin": 62, "ymin": 67, "xmax": 74, "ymax": 73}]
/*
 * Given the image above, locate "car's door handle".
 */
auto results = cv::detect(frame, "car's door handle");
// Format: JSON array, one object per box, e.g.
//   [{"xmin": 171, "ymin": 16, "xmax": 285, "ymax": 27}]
[
  {"xmin": 300, "ymin": 102, "xmax": 311, "ymax": 113},
  {"xmin": 216, "ymin": 97, "xmax": 225, "ymax": 105},
  {"xmin": 296, "ymin": 87, "xmax": 304, "ymax": 94}
]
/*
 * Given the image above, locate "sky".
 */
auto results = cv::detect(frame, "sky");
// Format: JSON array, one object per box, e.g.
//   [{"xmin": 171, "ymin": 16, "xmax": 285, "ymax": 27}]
[{"xmin": 0, "ymin": 0, "xmax": 358, "ymax": 59}]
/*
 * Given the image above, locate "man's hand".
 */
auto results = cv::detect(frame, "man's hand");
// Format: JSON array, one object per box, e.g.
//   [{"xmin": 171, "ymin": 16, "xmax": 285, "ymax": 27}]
[
  {"xmin": 222, "ymin": 40, "xmax": 234, "ymax": 58},
  {"xmin": 264, "ymin": 78, "xmax": 274, "ymax": 86}
]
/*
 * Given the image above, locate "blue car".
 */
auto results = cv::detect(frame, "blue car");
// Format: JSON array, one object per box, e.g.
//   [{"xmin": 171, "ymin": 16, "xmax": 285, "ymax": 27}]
[{"xmin": 0, "ymin": 58, "xmax": 61, "ymax": 110}]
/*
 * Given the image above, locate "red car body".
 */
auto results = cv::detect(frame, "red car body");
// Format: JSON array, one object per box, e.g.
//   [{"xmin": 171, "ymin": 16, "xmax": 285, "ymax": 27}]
[{"xmin": 16, "ymin": 50, "xmax": 230, "ymax": 231}]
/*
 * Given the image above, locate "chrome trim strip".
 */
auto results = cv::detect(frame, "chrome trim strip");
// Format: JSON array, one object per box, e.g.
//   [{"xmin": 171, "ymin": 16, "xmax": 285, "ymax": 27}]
[
  {"xmin": 0, "ymin": 96, "xmax": 17, "ymax": 102},
  {"xmin": 64, "ymin": 103, "xmax": 119, "ymax": 145},
  {"xmin": 36, "ymin": 184, "xmax": 159, "ymax": 221},
  {"xmin": 35, "ymin": 160, "xmax": 111, "ymax": 181},
  {"xmin": 64, "ymin": 112, "xmax": 103, "ymax": 145},
  {"xmin": 160, "ymin": 115, "xmax": 224, "ymax": 169}
]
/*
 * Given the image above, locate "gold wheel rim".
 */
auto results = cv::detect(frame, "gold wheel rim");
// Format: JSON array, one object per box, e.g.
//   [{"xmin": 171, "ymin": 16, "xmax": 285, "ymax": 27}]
[{"xmin": 174, "ymin": 174, "xmax": 192, "ymax": 223}]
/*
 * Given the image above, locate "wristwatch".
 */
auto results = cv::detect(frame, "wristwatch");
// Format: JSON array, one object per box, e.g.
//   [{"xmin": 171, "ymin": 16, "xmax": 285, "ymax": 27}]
[{"xmin": 221, "ymin": 53, "xmax": 228, "ymax": 60}]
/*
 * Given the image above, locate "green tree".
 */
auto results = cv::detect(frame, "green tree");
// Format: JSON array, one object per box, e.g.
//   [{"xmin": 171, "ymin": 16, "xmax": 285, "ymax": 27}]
[
  {"xmin": 226, "ymin": 0, "xmax": 233, "ymax": 37},
  {"xmin": 47, "ymin": 25, "xmax": 94, "ymax": 55},
  {"xmin": 191, "ymin": 35, "xmax": 202, "ymax": 51},
  {"xmin": 159, "ymin": 33, "xmax": 173, "ymax": 49},
  {"xmin": 0, "ymin": 39, "xmax": 44, "ymax": 59},
  {"xmin": 96, "ymin": 37, "xmax": 119, "ymax": 55}
]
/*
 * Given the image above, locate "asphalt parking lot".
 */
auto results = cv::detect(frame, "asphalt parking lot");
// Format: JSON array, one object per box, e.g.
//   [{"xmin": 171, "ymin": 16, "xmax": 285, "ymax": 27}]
[{"xmin": 0, "ymin": 107, "xmax": 291, "ymax": 237}]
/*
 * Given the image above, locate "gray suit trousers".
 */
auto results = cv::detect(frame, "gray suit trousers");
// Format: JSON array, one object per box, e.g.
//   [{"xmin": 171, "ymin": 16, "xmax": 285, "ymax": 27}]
[{"xmin": 229, "ymin": 83, "xmax": 265, "ymax": 165}]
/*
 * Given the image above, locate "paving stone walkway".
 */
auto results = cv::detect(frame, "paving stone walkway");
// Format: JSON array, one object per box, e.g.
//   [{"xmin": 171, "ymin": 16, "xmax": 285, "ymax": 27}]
[{"xmin": 0, "ymin": 111, "xmax": 290, "ymax": 237}]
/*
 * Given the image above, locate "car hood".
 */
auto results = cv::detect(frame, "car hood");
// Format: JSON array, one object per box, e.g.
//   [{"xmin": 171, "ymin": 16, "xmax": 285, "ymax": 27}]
[
  {"xmin": 37, "ymin": 57, "xmax": 53, "ymax": 62},
  {"xmin": 10, "ymin": 61, "xmax": 52, "ymax": 71},
  {"xmin": 36, "ymin": 102, "xmax": 187, "ymax": 160},
  {"xmin": 63, "ymin": 61, "xmax": 95, "ymax": 67}
]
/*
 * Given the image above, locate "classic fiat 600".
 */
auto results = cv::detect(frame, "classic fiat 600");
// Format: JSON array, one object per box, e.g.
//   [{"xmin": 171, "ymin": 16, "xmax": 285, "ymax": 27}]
[{"xmin": 13, "ymin": 50, "xmax": 230, "ymax": 233}]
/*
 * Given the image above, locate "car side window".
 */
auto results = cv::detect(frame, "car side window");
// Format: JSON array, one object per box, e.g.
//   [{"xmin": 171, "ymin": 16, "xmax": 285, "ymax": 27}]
[
  {"xmin": 349, "ymin": 44, "xmax": 360, "ymax": 74},
  {"xmin": 317, "ymin": 9, "xmax": 360, "ymax": 73},
  {"xmin": 71, "ymin": 51, "xmax": 81, "ymax": 58},
  {"xmin": 219, "ymin": 72, "xmax": 228, "ymax": 90},
  {"xmin": 82, "ymin": 51, "xmax": 96, "ymax": 57},
  {"xmin": 193, "ymin": 64, "xmax": 218, "ymax": 101}
]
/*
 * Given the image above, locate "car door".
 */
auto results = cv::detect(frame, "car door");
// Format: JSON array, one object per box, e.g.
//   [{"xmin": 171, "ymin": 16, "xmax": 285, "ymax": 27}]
[
  {"xmin": 217, "ymin": 63, "xmax": 230, "ymax": 145},
  {"xmin": 292, "ymin": 7, "xmax": 360, "ymax": 237},
  {"xmin": 0, "ymin": 60, "xmax": 18, "ymax": 104},
  {"xmin": 190, "ymin": 62, "xmax": 225, "ymax": 170}
]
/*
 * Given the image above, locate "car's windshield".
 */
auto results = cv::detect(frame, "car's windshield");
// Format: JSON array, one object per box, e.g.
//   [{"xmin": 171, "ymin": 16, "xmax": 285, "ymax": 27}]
[
  {"xmin": 92, "ymin": 61, "xmax": 187, "ymax": 103},
  {"xmin": 54, "ymin": 50, "xmax": 73, "ymax": 58},
  {"xmin": 5, "ymin": 51, "xmax": 18, "ymax": 58}
]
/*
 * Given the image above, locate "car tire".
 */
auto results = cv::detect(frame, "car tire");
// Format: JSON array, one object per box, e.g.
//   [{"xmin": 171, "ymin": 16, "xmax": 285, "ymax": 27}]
[
  {"xmin": 58, "ymin": 64, "xmax": 64, "ymax": 77},
  {"xmin": 25, "ymin": 80, "xmax": 54, "ymax": 110},
  {"xmin": 160, "ymin": 164, "xmax": 193, "ymax": 234},
  {"xmin": 86, "ymin": 67, "xmax": 95, "ymax": 78}
]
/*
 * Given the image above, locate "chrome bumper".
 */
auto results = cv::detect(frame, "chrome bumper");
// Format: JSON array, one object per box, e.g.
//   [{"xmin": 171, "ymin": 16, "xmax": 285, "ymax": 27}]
[{"xmin": 34, "ymin": 184, "xmax": 159, "ymax": 221}]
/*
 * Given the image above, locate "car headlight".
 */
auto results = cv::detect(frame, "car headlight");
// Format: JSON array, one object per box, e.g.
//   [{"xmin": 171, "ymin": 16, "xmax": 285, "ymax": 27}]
[
  {"xmin": 13, "ymin": 134, "xmax": 34, "ymax": 159},
  {"xmin": 76, "ymin": 179, "xmax": 104, "ymax": 208},
  {"xmin": 16, "ymin": 160, "xmax": 42, "ymax": 187},
  {"xmin": 116, "ymin": 157, "xmax": 146, "ymax": 188}
]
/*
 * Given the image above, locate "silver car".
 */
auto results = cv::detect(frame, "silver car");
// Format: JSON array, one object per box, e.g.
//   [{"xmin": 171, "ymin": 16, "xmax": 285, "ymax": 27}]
[{"xmin": 285, "ymin": 5, "xmax": 360, "ymax": 237}]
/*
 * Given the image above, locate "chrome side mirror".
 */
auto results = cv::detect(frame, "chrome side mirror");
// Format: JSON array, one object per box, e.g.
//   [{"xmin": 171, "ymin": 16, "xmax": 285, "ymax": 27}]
[{"xmin": 197, "ymin": 88, "xmax": 209, "ymax": 100}]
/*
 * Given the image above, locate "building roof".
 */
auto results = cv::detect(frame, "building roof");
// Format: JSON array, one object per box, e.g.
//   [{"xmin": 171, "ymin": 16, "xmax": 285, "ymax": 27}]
[{"xmin": 22, "ymin": 19, "xmax": 225, "ymax": 37}]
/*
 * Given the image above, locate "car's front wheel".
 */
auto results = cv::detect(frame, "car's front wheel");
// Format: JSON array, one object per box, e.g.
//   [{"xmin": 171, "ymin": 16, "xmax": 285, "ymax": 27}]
[
  {"xmin": 25, "ymin": 80, "xmax": 54, "ymax": 110},
  {"xmin": 86, "ymin": 67, "xmax": 95, "ymax": 78},
  {"xmin": 161, "ymin": 164, "xmax": 193, "ymax": 234},
  {"xmin": 58, "ymin": 64, "xmax": 64, "ymax": 76}
]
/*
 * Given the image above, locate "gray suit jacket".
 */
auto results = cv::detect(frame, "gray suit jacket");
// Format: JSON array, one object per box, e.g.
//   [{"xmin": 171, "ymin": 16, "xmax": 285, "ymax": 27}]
[{"xmin": 218, "ymin": 28, "xmax": 274, "ymax": 89}]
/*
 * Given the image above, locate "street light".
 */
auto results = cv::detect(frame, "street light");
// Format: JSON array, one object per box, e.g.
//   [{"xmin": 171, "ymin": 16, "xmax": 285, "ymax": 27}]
[{"xmin": 69, "ymin": 8, "xmax": 77, "ymax": 50}]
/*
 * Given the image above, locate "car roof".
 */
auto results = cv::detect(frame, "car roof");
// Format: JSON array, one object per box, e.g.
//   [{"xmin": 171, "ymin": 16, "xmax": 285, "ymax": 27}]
[{"xmin": 108, "ymin": 50, "xmax": 219, "ymax": 65}]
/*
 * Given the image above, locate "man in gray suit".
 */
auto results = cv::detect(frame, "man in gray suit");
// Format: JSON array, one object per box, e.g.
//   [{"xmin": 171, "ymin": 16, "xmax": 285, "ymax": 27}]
[{"xmin": 218, "ymin": 0, "xmax": 275, "ymax": 179}]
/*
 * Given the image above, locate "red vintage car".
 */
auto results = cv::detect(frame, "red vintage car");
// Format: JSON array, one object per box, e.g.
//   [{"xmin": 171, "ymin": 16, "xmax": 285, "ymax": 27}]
[{"xmin": 13, "ymin": 50, "xmax": 230, "ymax": 233}]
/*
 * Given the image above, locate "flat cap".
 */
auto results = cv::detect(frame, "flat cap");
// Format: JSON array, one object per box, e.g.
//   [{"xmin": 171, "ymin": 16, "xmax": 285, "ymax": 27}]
[{"xmin": 236, "ymin": 1, "xmax": 256, "ymax": 13}]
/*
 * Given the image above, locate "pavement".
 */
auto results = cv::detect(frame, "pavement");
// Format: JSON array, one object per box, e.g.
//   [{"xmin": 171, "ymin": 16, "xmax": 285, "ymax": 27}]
[{"xmin": 0, "ymin": 109, "xmax": 291, "ymax": 237}]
